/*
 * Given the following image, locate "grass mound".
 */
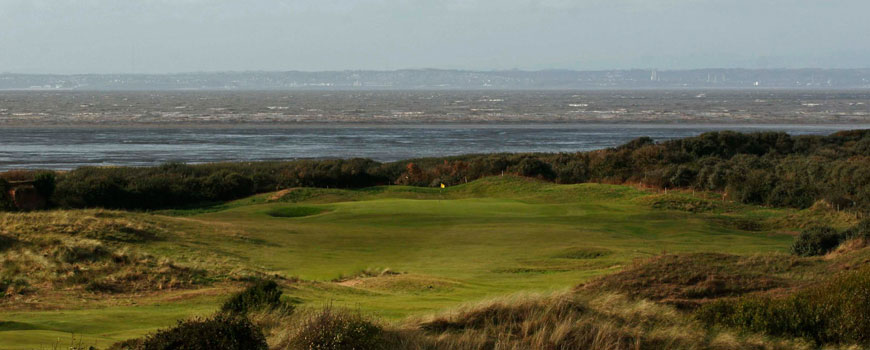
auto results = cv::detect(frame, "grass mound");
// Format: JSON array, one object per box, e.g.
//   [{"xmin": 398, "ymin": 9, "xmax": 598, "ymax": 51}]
[
  {"xmin": 698, "ymin": 265, "xmax": 870, "ymax": 346},
  {"xmin": 580, "ymin": 253, "xmax": 797, "ymax": 308},
  {"xmin": 266, "ymin": 206, "xmax": 326, "ymax": 218},
  {"xmin": 770, "ymin": 201, "xmax": 858, "ymax": 230},
  {"xmin": 642, "ymin": 193, "xmax": 723, "ymax": 213},
  {"xmin": 1, "ymin": 210, "xmax": 165, "ymax": 242},
  {"xmin": 410, "ymin": 292, "xmax": 805, "ymax": 350},
  {"xmin": 0, "ymin": 210, "xmax": 209, "ymax": 299},
  {"xmin": 274, "ymin": 188, "xmax": 362, "ymax": 204}
]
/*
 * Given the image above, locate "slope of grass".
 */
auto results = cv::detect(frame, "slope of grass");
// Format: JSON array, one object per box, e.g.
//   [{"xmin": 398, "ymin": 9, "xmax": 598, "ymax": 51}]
[{"xmin": 0, "ymin": 176, "xmax": 834, "ymax": 349}]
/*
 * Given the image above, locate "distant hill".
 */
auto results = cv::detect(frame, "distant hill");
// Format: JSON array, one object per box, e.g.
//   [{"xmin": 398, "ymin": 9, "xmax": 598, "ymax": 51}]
[{"xmin": 2, "ymin": 69, "xmax": 869, "ymax": 90}]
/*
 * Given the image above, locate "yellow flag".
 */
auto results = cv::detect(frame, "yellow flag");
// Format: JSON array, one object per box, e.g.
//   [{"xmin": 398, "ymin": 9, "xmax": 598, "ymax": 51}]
[{"xmin": 440, "ymin": 183, "xmax": 445, "ymax": 189}]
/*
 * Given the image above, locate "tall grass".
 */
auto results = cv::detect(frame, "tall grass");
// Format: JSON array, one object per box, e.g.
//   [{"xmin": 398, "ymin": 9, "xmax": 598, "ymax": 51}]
[
  {"xmin": 0, "ymin": 210, "xmax": 209, "ymax": 297},
  {"xmin": 249, "ymin": 292, "xmax": 807, "ymax": 350}
]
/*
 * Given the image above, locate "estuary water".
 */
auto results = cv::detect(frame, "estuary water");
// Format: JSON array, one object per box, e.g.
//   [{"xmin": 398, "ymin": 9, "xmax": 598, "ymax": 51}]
[{"xmin": 0, "ymin": 124, "xmax": 866, "ymax": 170}]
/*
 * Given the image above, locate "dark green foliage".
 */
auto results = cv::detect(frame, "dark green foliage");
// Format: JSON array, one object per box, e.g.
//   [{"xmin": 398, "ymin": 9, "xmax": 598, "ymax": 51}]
[
  {"xmin": 13, "ymin": 129, "xmax": 870, "ymax": 213},
  {"xmin": 204, "ymin": 171, "xmax": 254, "ymax": 200},
  {"xmin": 32, "ymin": 171, "xmax": 56, "ymax": 199},
  {"xmin": 512, "ymin": 157, "xmax": 555, "ymax": 180},
  {"xmin": 790, "ymin": 227, "xmax": 843, "ymax": 256},
  {"xmin": 697, "ymin": 266, "xmax": 870, "ymax": 345},
  {"xmin": 221, "ymin": 280, "xmax": 291, "ymax": 315},
  {"xmin": 767, "ymin": 180, "xmax": 815, "ymax": 208},
  {"xmin": 137, "ymin": 314, "xmax": 267, "ymax": 350},
  {"xmin": 286, "ymin": 307, "xmax": 385, "ymax": 350},
  {"xmin": 50, "ymin": 159, "xmax": 387, "ymax": 210}
]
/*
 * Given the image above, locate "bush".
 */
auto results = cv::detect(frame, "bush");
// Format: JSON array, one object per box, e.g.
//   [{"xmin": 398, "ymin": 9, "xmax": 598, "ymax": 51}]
[
  {"xmin": 513, "ymin": 158, "xmax": 555, "ymax": 180},
  {"xmin": 33, "ymin": 171, "xmax": 56, "ymax": 200},
  {"xmin": 138, "ymin": 314, "xmax": 267, "ymax": 350},
  {"xmin": 285, "ymin": 307, "xmax": 385, "ymax": 350},
  {"xmin": 697, "ymin": 266, "xmax": 870, "ymax": 345},
  {"xmin": 221, "ymin": 280, "xmax": 291, "ymax": 315},
  {"xmin": 790, "ymin": 227, "xmax": 843, "ymax": 256}
]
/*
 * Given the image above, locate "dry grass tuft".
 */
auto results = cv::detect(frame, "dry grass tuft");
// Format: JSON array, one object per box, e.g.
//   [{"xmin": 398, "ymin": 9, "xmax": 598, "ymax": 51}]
[
  {"xmin": 397, "ymin": 292, "xmax": 807, "ymax": 350},
  {"xmin": 0, "ymin": 210, "xmax": 210, "ymax": 299}
]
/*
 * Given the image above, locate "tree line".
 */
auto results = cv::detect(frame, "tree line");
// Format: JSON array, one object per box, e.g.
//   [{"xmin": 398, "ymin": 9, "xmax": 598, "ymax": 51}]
[{"xmin": 2, "ymin": 129, "xmax": 870, "ymax": 213}]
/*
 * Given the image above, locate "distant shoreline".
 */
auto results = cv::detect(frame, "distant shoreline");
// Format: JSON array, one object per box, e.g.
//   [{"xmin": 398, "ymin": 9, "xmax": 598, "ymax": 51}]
[
  {"xmin": 2, "ymin": 122, "xmax": 870, "ymax": 129},
  {"xmin": 3, "ymin": 68, "xmax": 870, "ymax": 90}
]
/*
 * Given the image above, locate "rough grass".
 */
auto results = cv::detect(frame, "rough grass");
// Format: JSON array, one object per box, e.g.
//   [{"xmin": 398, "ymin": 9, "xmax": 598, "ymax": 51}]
[
  {"xmin": 0, "ymin": 210, "xmax": 212, "ymax": 300},
  {"xmin": 769, "ymin": 201, "xmax": 859, "ymax": 230},
  {"xmin": 402, "ymin": 292, "xmax": 808, "ymax": 350},
  {"xmin": 249, "ymin": 292, "xmax": 809, "ymax": 350},
  {"xmin": 579, "ymin": 253, "xmax": 803, "ymax": 308},
  {"xmin": 1, "ymin": 210, "xmax": 166, "ymax": 243}
]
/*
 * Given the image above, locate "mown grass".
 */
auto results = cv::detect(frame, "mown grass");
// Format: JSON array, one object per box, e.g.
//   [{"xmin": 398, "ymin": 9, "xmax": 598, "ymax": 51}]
[{"xmin": 0, "ymin": 176, "xmax": 851, "ymax": 349}]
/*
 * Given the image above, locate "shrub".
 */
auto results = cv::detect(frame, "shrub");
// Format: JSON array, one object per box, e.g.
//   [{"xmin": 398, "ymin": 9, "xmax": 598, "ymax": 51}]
[
  {"xmin": 221, "ymin": 280, "xmax": 291, "ymax": 315},
  {"xmin": 513, "ymin": 158, "xmax": 555, "ymax": 180},
  {"xmin": 33, "ymin": 171, "xmax": 57, "ymax": 200},
  {"xmin": 697, "ymin": 266, "xmax": 870, "ymax": 346},
  {"xmin": 204, "ymin": 171, "xmax": 255, "ymax": 200},
  {"xmin": 284, "ymin": 307, "xmax": 385, "ymax": 350},
  {"xmin": 668, "ymin": 165, "xmax": 697, "ymax": 188},
  {"xmin": 138, "ymin": 314, "xmax": 267, "ymax": 350},
  {"xmin": 790, "ymin": 226, "xmax": 843, "ymax": 256}
]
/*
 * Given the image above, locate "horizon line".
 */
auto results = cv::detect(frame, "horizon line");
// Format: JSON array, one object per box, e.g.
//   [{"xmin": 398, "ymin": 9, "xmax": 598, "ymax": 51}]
[{"xmin": 4, "ymin": 67, "xmax": 870, "ymax": 76}]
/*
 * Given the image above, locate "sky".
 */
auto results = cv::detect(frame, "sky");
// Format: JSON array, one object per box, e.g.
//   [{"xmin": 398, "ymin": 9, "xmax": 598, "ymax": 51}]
[{"xmin": 0, "ymin": 0, "xmax": 868, "ymax": 74}]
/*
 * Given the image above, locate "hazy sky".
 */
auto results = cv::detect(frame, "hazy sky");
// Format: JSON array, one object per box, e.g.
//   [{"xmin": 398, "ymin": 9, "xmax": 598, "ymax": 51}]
[{"xmin": 1, "ymin": 0, "xmax": 868, "ymax": 74}]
